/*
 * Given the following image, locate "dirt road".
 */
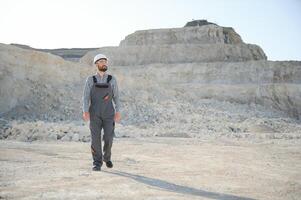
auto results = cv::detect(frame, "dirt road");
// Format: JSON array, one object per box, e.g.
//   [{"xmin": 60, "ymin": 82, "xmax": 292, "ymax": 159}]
[{"xmin": 1, "ymin": 137, "xmax": 300, "ymax": 199}]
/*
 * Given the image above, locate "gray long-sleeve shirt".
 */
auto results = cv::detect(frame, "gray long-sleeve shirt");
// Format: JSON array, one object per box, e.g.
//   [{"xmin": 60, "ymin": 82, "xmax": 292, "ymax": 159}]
[{"xmin": 82, "ymin": 73, "xmax": 120, "ymax": 113}]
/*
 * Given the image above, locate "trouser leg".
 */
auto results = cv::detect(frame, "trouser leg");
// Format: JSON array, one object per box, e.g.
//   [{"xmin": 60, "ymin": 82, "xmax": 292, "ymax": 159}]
[
  {"xmin": 102, "ymin": 118, "xmax": 115, "ymax": 162},
  {"xmin": 89, "ymin": 115, "xmax": 103, "ymax": 166}
]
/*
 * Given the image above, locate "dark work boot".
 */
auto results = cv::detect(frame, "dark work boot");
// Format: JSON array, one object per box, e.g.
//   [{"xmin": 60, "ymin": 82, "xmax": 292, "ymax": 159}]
[
  {"xmin": 92, "ymin": 165, "xmax": 101, "ymax": 171},
  {"xmin": 105, "ymin": 161, "xmax": 113, "ymax": 168}
]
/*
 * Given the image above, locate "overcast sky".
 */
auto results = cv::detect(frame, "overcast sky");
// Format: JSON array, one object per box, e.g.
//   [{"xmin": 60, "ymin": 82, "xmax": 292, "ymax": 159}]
[{"xmin": 0, "ymin": 0, "xmax": 300, "ymax": 61}]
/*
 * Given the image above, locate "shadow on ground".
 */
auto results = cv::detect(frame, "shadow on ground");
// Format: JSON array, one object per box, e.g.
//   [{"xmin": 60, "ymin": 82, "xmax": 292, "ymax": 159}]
[{"xmin": 103, "ymin": 170, "xmax": 256, "ymax": 200}]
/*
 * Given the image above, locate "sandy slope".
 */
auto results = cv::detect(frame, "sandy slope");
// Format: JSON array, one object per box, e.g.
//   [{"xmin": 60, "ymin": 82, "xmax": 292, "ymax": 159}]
[{"xmin": 1, "ymin": 137, "xmax": 300, "ymax": 200}]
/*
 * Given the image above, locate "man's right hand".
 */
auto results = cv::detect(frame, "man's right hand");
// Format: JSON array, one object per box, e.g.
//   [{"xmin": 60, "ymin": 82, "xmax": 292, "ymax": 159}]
[{"xmin": 83, "ymin": 112, "xmax": 90, "ymax": 121}]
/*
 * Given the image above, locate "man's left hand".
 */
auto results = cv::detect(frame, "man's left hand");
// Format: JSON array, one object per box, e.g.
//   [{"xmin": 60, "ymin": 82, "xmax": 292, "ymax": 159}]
[{"xmin": 114, "ymin": 112, "xmax": 121, "ymax": 123}]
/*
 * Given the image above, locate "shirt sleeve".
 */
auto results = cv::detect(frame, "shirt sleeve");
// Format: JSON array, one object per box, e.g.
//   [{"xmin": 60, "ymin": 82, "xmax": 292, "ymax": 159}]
[
  {"xmin": 82, "ymin": 76, "xmax": 92, "ymax": 113},
  {"xmin": 112, "ymin": 76, "xmax": 121, "ymax": 112}
]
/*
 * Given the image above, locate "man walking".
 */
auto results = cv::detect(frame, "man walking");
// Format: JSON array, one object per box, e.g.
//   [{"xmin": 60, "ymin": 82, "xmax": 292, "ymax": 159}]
[{"xmin": 82, "ymin": 53, "xmax": 121, "ymax": 171}]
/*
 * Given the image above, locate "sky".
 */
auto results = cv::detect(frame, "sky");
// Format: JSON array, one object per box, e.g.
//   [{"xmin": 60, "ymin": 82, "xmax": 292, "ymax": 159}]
[{"xmin": 0, "ymin": 0, "xmax": 300, "ymax": 61}]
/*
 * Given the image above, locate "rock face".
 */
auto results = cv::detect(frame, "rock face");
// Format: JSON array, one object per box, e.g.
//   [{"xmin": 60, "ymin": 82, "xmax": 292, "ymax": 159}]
[
  {"xmin": 119, "ymin": 25, "xmax": 242, "ymax": 46},
  {"xmin": 11, "ymin": 43, "xmax": 98, "ymax": 62},
  {"xmin": 43, "ymin": 48, "xmax": 98, "ymax": 62},
  {"xmin": 80, "ymin": 24, "xmax": 267, "ymax": 66},
  {"xmin": 184, "ymin": 19, "xmax": 217, "ymax": 27},
  {"xmin": 0, "ymin": 43, "xmax": 90, "ymax": 121},
  {"xmin": 111, "ymin": 61, "xmax": 301, "ymax": 119},
  {"xmin": 0, "ymin": 21, "xmax": 300, "ymax": 142},
  {"xmin": 78, "ymin": 22, "xmax": 300, "ymax": 119}
]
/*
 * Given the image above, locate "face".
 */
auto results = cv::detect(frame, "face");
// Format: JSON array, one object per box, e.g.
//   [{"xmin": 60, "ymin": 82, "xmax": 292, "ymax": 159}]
[{"xmin": 95, "ymin": 59, "xmax": 108, "ymax": 72}]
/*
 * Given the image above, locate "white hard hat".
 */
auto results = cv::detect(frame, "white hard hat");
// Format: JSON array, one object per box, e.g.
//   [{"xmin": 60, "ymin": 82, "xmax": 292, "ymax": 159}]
[{"xmin": 93, "ymin": 54, "xmax": 108, "ymax": 64}]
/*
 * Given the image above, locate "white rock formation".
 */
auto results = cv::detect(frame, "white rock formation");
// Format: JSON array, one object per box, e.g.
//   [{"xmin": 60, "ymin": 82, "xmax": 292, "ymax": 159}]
[
  {"xmin": 79, "ymin": 23, "xmax": 300, "ymax": 119},
  {"xmin": 0, "ymin": 22, "xmax": 300, "ymax": 142},
  {"xmin": 80, "ymin": 25, "xmax": 267, "ymax": 66},
  {"xmin": 110, "ymin": 61, "xmax": 301, "ymax": 119}
]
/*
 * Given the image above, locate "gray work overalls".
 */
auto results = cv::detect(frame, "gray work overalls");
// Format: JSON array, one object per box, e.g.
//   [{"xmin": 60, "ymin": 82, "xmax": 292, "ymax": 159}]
[{"xmin": 89, "ymin": 75, "xmax": 115, "ymax": 167}]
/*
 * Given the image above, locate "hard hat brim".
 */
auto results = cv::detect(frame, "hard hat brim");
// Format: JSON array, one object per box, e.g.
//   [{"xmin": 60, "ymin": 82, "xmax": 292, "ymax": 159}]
[{"xmin": 94, "ymin": 58, "xmax": 107, "ymax": 64}]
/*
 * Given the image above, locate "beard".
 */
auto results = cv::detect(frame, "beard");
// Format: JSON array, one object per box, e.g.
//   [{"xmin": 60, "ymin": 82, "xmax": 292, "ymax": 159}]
[{"xmin": 98, "ymin": 65, "xmax": 108, "ymax": 72}]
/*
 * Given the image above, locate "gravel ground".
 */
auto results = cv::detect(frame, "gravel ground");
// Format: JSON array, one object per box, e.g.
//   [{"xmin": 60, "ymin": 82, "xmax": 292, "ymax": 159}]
[{"xmin": 0, "ymin": 137, "xmax": 300, "ymax": 200}]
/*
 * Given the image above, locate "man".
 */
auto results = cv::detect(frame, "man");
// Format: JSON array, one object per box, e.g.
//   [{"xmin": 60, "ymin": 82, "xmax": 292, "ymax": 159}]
[{"xmin": 82, "ymin": 53, "xmax": 121, "ymax": 171}]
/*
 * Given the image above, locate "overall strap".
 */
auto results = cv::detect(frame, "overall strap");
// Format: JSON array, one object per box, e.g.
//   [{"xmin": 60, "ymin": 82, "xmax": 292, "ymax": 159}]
[
  {"xmin": 107, "ymin": 75, "xmax": 112, "ymax": 83},
  {"xmin": 92, "ymin": 76, "xmax": 97, "ymax": 83}
]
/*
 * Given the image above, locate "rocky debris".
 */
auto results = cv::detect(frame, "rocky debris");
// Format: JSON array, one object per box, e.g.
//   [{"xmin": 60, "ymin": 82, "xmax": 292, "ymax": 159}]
[
  {"xmin": 0, "ymin": 120, "xmax": 91, "ymax": 142},
  {"xmin": 1, "ymin": 96, "xmax": 300, "ymax": 142}
]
